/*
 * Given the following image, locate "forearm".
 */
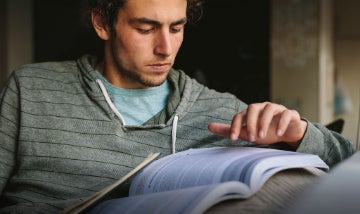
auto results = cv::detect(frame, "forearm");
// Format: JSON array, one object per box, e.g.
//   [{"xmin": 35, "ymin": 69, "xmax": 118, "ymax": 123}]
[{"xmin": 296, "ymin": 120, "xmax": 356, "ymax": 167}]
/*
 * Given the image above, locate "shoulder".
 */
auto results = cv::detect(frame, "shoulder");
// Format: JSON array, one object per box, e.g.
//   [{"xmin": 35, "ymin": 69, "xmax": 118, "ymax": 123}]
[
  {"xmin": 9, "ymin": 58, "xmax": 86, "ymax": 88},
  {"xmin": 170, "ymin": 68, "xmax": 247, "ymax": 112},
  {"xmin": 13, "ymin": 59, "xmax": 78, "ymax": 77}
]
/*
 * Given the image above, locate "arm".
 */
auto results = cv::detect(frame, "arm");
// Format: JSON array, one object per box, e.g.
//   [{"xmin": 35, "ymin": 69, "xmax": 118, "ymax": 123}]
[
  {"xmin": 0, "ymin": 74, "xmax": 19, "ymax": 195},
  {"xmin": 296, "ymin": 120, "xmax": 355, "ymax": 167},
  {"xmin": 208, "ymin": 102, "xmax": 355, "ymax": 167}
]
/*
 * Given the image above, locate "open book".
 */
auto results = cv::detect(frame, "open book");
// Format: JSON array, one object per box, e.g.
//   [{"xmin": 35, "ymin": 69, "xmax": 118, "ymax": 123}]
[
  {"xmin": 63, "ymin": 147, "xmax": 329, "ymax": 214},
  {"xmin": 61, "ymin": 153, "xmax": 160, "ymax": 214}
]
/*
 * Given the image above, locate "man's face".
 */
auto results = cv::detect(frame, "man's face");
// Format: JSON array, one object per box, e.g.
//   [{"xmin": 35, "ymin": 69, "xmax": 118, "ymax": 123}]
[{"xmin": 104, "ymin": 0, "xmax": 187, "ymax": 89}]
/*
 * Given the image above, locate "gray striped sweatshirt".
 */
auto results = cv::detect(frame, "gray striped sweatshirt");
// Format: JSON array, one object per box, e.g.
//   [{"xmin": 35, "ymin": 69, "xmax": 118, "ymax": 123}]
[{"xmin": 0, "ymin": 55, "xmax": 355, "ymax": 213}]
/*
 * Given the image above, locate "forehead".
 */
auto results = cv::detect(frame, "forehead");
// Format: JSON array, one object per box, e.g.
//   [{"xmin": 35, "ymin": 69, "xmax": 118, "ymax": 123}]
[{"xmin": 121, "ymin": 0, "xmax": 187, "ymax": 21}]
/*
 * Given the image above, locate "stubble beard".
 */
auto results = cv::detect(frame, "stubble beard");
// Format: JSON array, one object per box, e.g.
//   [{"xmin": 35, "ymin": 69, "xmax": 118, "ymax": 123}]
[{"xmin": 110, "ymin": 40, "xmax": 168, "ymax": 88}]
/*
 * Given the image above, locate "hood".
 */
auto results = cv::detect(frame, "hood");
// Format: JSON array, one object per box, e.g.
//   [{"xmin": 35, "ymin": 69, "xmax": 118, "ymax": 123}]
[
  {"xmin": 76, "ymin": 55, "xmax": 114, "ymax": 118},
  {"xmin": 75, "ymin": 54, "xmax": 206, "ymax": 153},
  {"xmin": 76, "ymin": 54, "xmax": 204, "ymax": 126}
]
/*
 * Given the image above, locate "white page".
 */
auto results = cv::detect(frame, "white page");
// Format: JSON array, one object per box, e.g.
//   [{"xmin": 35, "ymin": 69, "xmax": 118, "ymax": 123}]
[
  {"xmin": 249, "ymin": 154, "xmax": 328, "ymax": 192},
  {"xmin": 129, "ymin": 147, "xmax": 327, "ymax": 196},
  {"xmin": 130, "ymin": 147, "xmax": 265, "ymax": 195}
]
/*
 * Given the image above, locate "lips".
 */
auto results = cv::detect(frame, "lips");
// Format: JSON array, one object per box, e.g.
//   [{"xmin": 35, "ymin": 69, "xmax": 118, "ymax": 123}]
[{"xmin": 148, "ymin": 63, "xmax": 171, "ymax": 72}]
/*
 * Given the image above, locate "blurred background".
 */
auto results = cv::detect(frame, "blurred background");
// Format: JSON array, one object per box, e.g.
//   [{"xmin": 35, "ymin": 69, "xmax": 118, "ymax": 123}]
[{"xmin": 0, "ymin": 0, "xmax": 359, "ymax": 149}]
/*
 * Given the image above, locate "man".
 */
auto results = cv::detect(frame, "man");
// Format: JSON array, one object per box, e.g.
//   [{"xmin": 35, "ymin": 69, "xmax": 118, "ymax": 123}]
[{"xmin": 0, "ymin": 0, "xmax": 355, "ymax": 213}]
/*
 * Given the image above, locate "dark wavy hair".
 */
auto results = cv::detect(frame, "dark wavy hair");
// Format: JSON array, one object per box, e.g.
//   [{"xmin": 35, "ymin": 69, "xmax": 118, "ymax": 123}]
[{"xmin": 82, "ymin": 0, "xmax": 203, "ymax": 29}]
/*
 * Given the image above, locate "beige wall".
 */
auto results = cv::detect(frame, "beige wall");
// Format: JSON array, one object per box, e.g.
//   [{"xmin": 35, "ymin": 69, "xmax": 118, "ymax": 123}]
[
  {"xmin": 0, "ymin": 1, "xmax": 7, "ymax": 88},
  {"xmin": 7, "ymin": 0, "xmax": 33, "ymax": 72},
  {"xmin": 334, "ymin": 0, "xmax": 360, "ymax": 149},
  {"xmin": 0, "ymin": 0, "xmax": 33, "ymax": 89},
  {"xmin": 271, "ymin": 0, "xmax": 334, "ymax": 124},
  {"xmin": 319, "ymin": 0, "xmax": 335, "ymax": 124}
]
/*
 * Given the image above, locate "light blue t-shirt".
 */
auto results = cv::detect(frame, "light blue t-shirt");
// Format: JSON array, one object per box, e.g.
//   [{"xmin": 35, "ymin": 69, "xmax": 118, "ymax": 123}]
[{"xmin": 96, "ymin": 72, "xmax": 170, "ymax": 125}]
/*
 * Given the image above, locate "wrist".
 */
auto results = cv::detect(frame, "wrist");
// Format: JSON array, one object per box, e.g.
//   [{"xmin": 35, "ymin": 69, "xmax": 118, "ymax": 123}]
[{"xmin": 286, "ymin": 119, "xmax": 308, "ymax": 149}]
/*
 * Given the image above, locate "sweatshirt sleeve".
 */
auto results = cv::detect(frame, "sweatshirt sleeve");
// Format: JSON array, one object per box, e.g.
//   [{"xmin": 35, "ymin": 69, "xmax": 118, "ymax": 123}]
[
  {"xmin": 0, "ymin": 74, "xmax": 19, "ymax": 195},
  {"xmin": 296, "ymin": 119, "xmax": 356, "ymax": 168}
]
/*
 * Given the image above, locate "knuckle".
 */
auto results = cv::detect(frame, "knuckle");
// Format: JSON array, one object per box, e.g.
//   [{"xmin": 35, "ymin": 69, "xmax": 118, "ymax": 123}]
[
  {"xmin": 247, "ymin": 103, "xmax": 257, "ymax": 109},
  {"xmin": 248, "ymin": 102, "xmax": 262, "ymax": 111}
]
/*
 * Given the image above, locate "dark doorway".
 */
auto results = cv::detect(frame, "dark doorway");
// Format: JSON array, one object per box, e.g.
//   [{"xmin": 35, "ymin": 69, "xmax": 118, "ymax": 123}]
[
  {"xmin": 33, "ymin": 0, "xmax": 270, "ymax": 104},
  {"xmin": 174, "ymin": 0, "xmax": 270, "ymax": 104}
]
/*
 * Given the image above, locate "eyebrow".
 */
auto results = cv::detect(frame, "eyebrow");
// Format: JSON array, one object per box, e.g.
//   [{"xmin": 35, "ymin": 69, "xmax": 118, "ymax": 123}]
[{"xmin": 129, "ymin": 17, "xmax": 188, "ymax": 26}]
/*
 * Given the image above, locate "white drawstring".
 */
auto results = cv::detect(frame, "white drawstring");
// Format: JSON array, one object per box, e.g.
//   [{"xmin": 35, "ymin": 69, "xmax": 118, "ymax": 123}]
[
  {"xmin": 98, "ymin": 79, "xmax": 178, "ymax": 153},
  {"xmin": 171, "ymin": 114, "xmax": 179, "ymax": 154},
  {"xmin": 96, "ymin": 79, "xmax": 126, "ymax": 125}
]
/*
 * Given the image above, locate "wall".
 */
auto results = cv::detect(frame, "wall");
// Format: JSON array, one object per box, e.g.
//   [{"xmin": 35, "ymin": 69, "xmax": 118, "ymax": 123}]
[
  {"xmin": 7, "ymin": 0, "xmax": 33, "ymax": 73},
  {"xmin": 174, "ymin": 0, "xmax": 270, "ymax": 104},
  {"xmin": 271, "ymin": 0, "xmax": 334, "ymax": 124},
  {"xmin": 334, "ymin": 0, "xmax": 360, "ymax": 149},
  {"xmin": 0, "ymin": 0, "xmax": 33, "ymax": 90},
  {"xmin": 0, "ymin": 1, "xmax": 7, "ymax": 88},
  {"xmin": 319, "ymin": 0, "xmax": 335, "ymax": 124}
]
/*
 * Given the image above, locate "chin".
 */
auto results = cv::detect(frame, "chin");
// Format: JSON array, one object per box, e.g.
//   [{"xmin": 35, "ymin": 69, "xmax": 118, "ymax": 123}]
[
  {"xmin": 142, "ymin": 74, "xmax": 168, "ymax": 87},
  {"xmin": 146, "ymin": 80, "xmax": 166, "ymax": 87},
  {"xmin": 144, "ymin": 78, "xmax": 167, "ymax": 87}
]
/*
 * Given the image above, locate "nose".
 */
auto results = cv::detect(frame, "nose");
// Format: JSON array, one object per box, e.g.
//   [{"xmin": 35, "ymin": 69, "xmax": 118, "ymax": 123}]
[{"xmin": 154, "ymin": 30, "xmax": 172, "ymax": 57}]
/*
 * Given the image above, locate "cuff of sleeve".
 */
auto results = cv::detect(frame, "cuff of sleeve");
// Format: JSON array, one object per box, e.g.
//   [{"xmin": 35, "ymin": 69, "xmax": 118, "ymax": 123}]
[{"xmin": 296, "ymin": 118, "xmax": 325, "ymax": 156}]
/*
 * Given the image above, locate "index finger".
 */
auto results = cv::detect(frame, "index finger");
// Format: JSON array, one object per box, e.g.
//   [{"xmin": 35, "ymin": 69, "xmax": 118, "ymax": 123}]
[
  {"xmin": 230, "ymin": 111, "xmax": 246, "ymax": 141},
  {"xmin": 208, "ymin": 122, "xmax": 231, "ymax": 137}
]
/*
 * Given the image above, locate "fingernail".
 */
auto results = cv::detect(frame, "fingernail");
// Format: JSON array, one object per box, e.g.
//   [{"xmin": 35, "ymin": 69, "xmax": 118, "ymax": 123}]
[
  {"xmin": 230, "ymin": 133, "xmax": 237, "ymax": 141},
  {"xmin": 259, "ymin": 131, "xmax": 265, "ymax": 139},
  {"xmin": 249, "ymin": 134, "xmax": 255, "ymax": 142},
  {"xmin": 277, "ymin": 129, "xmax": 283, "ymax": 136}
]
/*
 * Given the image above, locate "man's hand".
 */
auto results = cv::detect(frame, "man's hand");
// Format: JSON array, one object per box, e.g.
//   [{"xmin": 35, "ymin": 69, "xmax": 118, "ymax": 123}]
[{"xmin": 208, "ymin": 102, "xmax": 307, "ymax": 149}]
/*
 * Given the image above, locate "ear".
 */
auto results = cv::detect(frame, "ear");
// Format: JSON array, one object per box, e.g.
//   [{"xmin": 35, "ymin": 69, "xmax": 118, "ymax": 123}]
[{"xmin": 91, "ymin": 10, "xmax": 110, "ymax": 40}]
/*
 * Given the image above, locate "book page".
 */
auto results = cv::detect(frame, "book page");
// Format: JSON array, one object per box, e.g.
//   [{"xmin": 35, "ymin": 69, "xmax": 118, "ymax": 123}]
[
  {"xmin": 220, "ymin": 149, "xmax": 301, "ymax": 185},
  {"xmin": 249, "ymin": 154, "xmax": 328, "ymax": 192},
  {"xmin": 222, "ymin": 151, "xmax": 328, "ymax": 189},
  {"xmin": 129, "ymin": 147, "xmax": 328, "ymax": 196},
  {"xmin": 129, "ymin": 147, "xmax": 257, "ymax": 195},
  {"xmin": 88, "ymin": 181, "xmax": 251, "ymax": 214}
]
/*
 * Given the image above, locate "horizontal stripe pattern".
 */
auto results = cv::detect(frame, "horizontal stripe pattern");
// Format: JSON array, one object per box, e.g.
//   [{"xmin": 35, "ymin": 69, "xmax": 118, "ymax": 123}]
[{"xmin": 0, "ymin": 56, "xmax": 249, "ymax": 213}]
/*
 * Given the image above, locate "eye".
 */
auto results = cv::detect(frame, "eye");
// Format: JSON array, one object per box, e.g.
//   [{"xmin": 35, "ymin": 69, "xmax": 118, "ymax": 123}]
[
  {"xmin": 170, "ymin": 28, "xmax": 181, "ymax": 33},
  {"xmin": 137, "ymin": 28, "xmax": 154, "ymax": 34},
  {"xmin": 170, "ymin": 25, "xmax": 184, "ymax": 33}
]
